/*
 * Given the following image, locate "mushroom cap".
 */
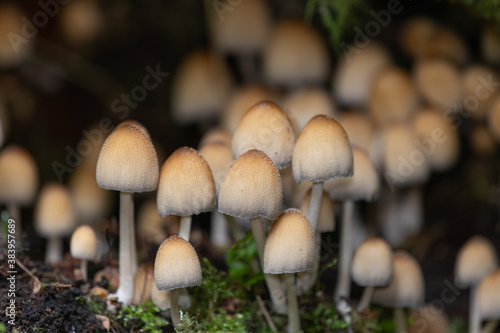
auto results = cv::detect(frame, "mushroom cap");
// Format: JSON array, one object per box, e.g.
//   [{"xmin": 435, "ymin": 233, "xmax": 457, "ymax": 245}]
[
  {"xmin": 398, "ymin": 17, "xmax": 439, "ymax": 59},
  {"xmin": 369, "ymin": 66, "xmax": 417, "ymax": 126},
  {"xmin": 462, "ymin": 65, "xmax": 498, "ymax": 120},
  {"xmin": 157, "ymin": 147, "xmax": 215, "ymax": 217},
  {"xmin": 292, "ymin": 115, "xmax": 353, "ymax": 183},
  {"xmin": 338, "ymin": 111, "xmax": 374, "ymax": 153},
  {"xmin": 477, "ymin": 270, "xmax": 500, "ymax": 320},
  {"xmin": 96, "ymin": 124, "xmax": 159, "ymax": 193},
  {"xmin": 218, "ymin": 149, "xmax": 282, "ymax": 221},
  {"xmin": 300, "ymin": 189, "xmax": 335, "ymax": 233},
  {"xmin": 413, "ymin": 107, "xmax": 460, "ymax": 171},
  {"xmin": 0, "ymin": 4, "xmax": 31, "ymax": 67},
  {"xmin": 207, "ymin": 0, "xmax": 271, "ymax": 55},
  {"xmin": 420, "ymin": 28, "xmax": 468, "ymax": 66},
  {"xmin": 117, "ymin": 119, "xmax": 151, "ymax": 139},
  {"xmin": 70, "ymin": 225, "xmax": 98, "ymax": 261},
  {"xmin": 455, "ymin": 235, "xmax": 498, "ymax": 288},
  {"xmin": 172, "ymin": 50, "xmax": 232, "ymax": 124},
  {"xmin": 324, "ymin": 147, "xmax": 379, "ymax": 202},
  {"xmin": 264, "ymin": 20, "xmax": 330, "ymax": 87},
  {"xmin": 154, "ymin": 235, "xmax": 202, "ymax": 290},
  {"xmin": 408, "ymin": 304, "xmax": 450, "ymax": 333},
  {"xmin": 198, "ymin": 128, "xmax": 232, "ymax": 148},
  {"xmin": 373, "ymin": 251, "xmax": 425, "ymax": 309},
  {"xmin": 35, "ymin": 183, "xmax": 76, "ymax": 238},
  {"xmin": 471, "ymin": 124, "xmax": 496, "ymax": 157},
  {"xmin": 0, "ymin": 144, "xmax": 38, "ymax": 205},
  {"xmin": 232, "ymin": 100, "xmax": 295, "ymax": 169},
  {"xmin": 151, "ymin": 281, "xmax": 171, "ymax": 310},
  {"xmin": 414, "ymin": 59, "xmax": 462, "ymax": 110},
  {"xmin": 488, "ymin": 96, "xmax": 500, "ymax": 143},
  {"xmin": 382, "ymin": 124, "xmax": 430, "ymax": 188},
  {"xmin": 199, "ymin": 141, "xmax": 233, "ymax": 197},
  {"xmin": 264, "ymin": 208, "xmax": 315, "ymax": 274},
  {"xmin": 138, "ymin": 198, "xmax": 179, "ymax": 245},
  {"xmin": 482, "ymin": 27, "xmax": 500, "ymax": 66},
  {"xmin": 59, "ymin": 0, "xmax": 103, "ymax": 46},
  {"xmin": 332, "ymin": 42, "xmax": 391, "ymax": 108},
  {"xmin": 282, "ymin": 88, "xmax": 336, "ymax": 135},
  {"xmin": 351, "ymin": 236, "xmax": 393, "ymax": 287},
  {"xmin": 132, "ymin": 263, "xmax": 155, "ymax": 305}
]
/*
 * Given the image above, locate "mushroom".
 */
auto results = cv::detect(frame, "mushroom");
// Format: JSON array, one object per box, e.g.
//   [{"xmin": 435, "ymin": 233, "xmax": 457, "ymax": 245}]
[
  {"xmin": 96, "ymin": 122, "xmax": 159, "ymax": 304},
  {"xmin": 132, "ymin": 263, "xmax": 154, "ymax": 305},
  {"xmin": 455, "ymin": 235, "xmax": 498, "ymax": 333},
  {"xmin": 487, "ymin": 96, "xmax": 500, "ymax": 143},
  {"xmin": 264, "ymin": 208, "xmax": 315, "ymax": 333},
  {"xmin": 462, "ymin": 65, "xmax": 498, "ymax": 121},
  {"xmin": 373, "ymin": 251, "xmax": 425, "ymax": 333},
  {"xmin": 232, "ymin": 100, "xmax": 295, "ymax": 169},
  {"xmin": 218, "ymin": 149, "xmax": 286, "ymax": 313},
  {"xmin": 151, "ymin": 281, "xmax": 170, "ymax": 311},
  {"xmin": 481, "ymin": 27, "xmax": 500, "ymax": 66},
  {"xmin": 0, "ymin": 4, "xmax": 31, "ymax": 68},
  {"xmin": 471, "ymin": 124, "xmax": 497, "ymax": 157},
  {"xmin": 338, "ymin": 110, "xmax": 375, "ymax": 154},
  {"xmin": 324, "ymin": 147, "xmax": 379, "ymax": 298},
  {"xmin": 477, "ymin": 270, "xmax": 500, "ymax": 332},
  {"xmin": 137, "ymin": 198, "xmax": 179, "ymax": 246},
  {"xmin": 408, "ymin": 304, "xmax": 450, "ymax": 333},
  {"xmin": 198, "ymin": 128, "xmax": 232, "ymax": 148},
  {"xmin": 70, "ymin": 225, "xmax": 98, "ymax": 281},
  {"xmin": 157, "ymin": 147, "xmax": 216, "ymax": 241},
  {"xmin": 351, "ymin": 236, "xmax": 393, "ymax": 312},
  {"xmin": 154, "ymin": 235, "xmax": 202, "ymax": 328},
  {"xmin": 59, "ymin": 0, "xmax": 103, "ymax": 47},
  {"xmin": 398, "ymin": 17, "xmax": 439, "ymax": 59},
  {"xmin": 0, "ymin": 145, "xmax": 38, "ymax": 245},
  {"xmin": 35, "ymin": 183, "xmax": 76, "ymax": 263}
]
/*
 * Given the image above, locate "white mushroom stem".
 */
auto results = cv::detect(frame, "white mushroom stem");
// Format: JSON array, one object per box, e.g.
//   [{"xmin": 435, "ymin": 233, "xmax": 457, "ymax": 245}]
[
  {"xmin": 335, "ymin": 200, "xmax": 355, "ymax": 298},
  {"xmin": 8, "ymin": 202, "xmax": 21, "ymax": 246},
  {"xmin": 46, "ymin": 237, "xmax": 63, "ymax": 264},
  {"xmin": 470, "ymin": 286, "xmax": 480, "ymax": 333},
  {"xmin": 129, "ymin": 198, "xmax": 137, "ymax": 276},
  {"xmin": 81, "ymin": 259, "xmax": 88, "ymax": 282},
  {"xmin": 394, "ymin": 307, "xmax": 406, "ymax": 333},
  {"xmin": 357, "ymin": 286, "xmax": 375, "ymax": 312},
  {"xmin": 178, "ymin": 215, "xmax": 192, "ymax": 241},
  {"xmin": 285, "ymin": 273, "xmax": 300, "ymax": 333},
  {"xmin": 170, "ymin": 288, "xmax": 181, "ymax": 328},
  {"xmin": 307, "ymin": 182, "xmax": 324, "ymax": 230},
  {"xmin": 114, "ymin": 191, "xmax": 136, "ymax": 304},
  {"xmin": 250, "ymin": 217, "xmax": 287, "ymax": 314},
  {"xmin": 210, "ymin": 209, "xmax": 230, "ymax": 250}
]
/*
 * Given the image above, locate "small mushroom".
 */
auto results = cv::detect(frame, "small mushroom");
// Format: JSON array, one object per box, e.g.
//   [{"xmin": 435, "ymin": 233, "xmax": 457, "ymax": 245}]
[{"xmin": 70, "ymin": 225, "xmax": 98, "ymax": 281}]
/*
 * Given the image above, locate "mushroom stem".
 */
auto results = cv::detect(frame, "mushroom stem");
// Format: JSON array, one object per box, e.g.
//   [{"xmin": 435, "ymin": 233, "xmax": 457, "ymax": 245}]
[
  {"xmin": 394, "ymin": 307, "xmax": 406, "ymax": 333},
  {"xmin": 7, "ymin": 202, "xmax": 21, "ymax": 247},
  {"xmin": 170, "ymin": 288, "xmax": 181, "ymax": 328},
  {"xmin": 46, "ymin": 237, "xmax": 63, "ymax": 264},
  {"xmin": 129, "ymin": 198, "xmax": 137, "ymax": 277},
  {"xmin": 178, "ymin": 216, "xmax": 192, "ymax": 241},
  {"xmin": 114, "ymin": 191, "xmax": 135, "ymax": 304},
  {"xmin": 250, "ymin": 217, "xmax": 287, "ymax": 314},
  {"xmin": 81, "ymin": 259, "xmax": 88, "ymax": 282},
  {"xmin": 357, "ymin": 286, "xmax": 375, "ymax": 313},
  {"xmin": 285, "ymin": 273, "xmax": 300, "ymax": 333},
  {"xmin": 470, "ymin": 286, "xmax": 480, "ymax": 333},
  {"xmin": 307, "ymin": 182, "xmax": 324, "ymax": 230},
  {"xmin": 210, "ymin": 209, "xmax": 230, "ymax": 250},
  {"xmin": 335, "ymin": 200, "xmax": 355, "ymax": 298}
]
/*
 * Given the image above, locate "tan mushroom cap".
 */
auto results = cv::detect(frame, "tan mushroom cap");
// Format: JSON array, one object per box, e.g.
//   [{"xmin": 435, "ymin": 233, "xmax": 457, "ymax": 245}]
[
  {"xmin": 324, "ymin": 147, "xmax": 379, "ymax": 202},
  {"xmin": 232, "ymin": 101, "xmax": 295, "ymax": 169},
  {"xmin": 132, "ymin": 263, "xmax": 155, "ymax": 305},
  {"xmin": 59, "ymin": 0, "xmax": 103, "ymax": 46},
  {"xmin": 477, "ymin": 270, "xmax": 500, "ymax": 320},
  {"xmin": 154, "ymin": 235, "xmax": 202, "ymax": 290},
  {"xmin": 138, "ymin": 198, "xmax": 179, "ymax": 245},
  {"xmin": 292, "ymin": 115, "xmax": 353, "ymax": 183},
  {"xmin": 399, "ymin": 17, "xmax": 439, "ymax": 59},
  {"xmin": 0, "ymin": 4, "xmax": 31, "ymax": 67},
  {"xmin": 471, "ymin": 124, "xmax": 496, "ymax": 156},
  {"xmin": 455, "ymin": 235, "xmax": 498, "ymax": 288},
  {"xmin": 35, "ymin": 183, "xmax": 76, "ymax": 238},
  {"xmin": 408, "ymin": 304, "xmax": 450, "ymax": 333},
  {"xmin": 413, "ymin": 107, "xmax": 460, "ymax": 171},
  {"xmin": 222, "ymin": 85, "xmax": 277, "ymax": 134},
  {"xmin": 488, "ymin": 96, "xmax": 500, "ymax": 143},
  {"xmin": 117, "ymin": 120, "xmax": 151, "ymax": 139},
  {"xmin": 96, "ymin": 123, "xmax": 159, "ymax": 193},
  {"xmin": 332, "ymin": 42, "xmax": 392, "ymax": 108},
  {"xmin": 157, "ymin": 147, "xmax": 215, "ymax": 217},
  {"xmin": 369, "ymin": 66, "xmax": 417, "ymax": 126},
  {"xmin": 373, "ymin": 251, "xmax": 425, "ymax": 309},
  {"xmin": 264, "ymin": 20, "xmax": 330, "ymax": 87},
  {"xmin": 282, "ymin": 88, "xmax": 336, "ymax": 135},
  {"xmin": 481, "ymin": 27, "xmax": 500, "ymax": 66},
  {"xmin": 414, "ymin": 59, "xmax": 462, "ymax": 110},
  {"xmin": 420, "ymin": 28, "xmax": 469, "ymax": 66},
  {"xmin": 218, "ymin": 149, "xmax": 282, "ymax": 221},
  {"xmin": 0, "ymin": 144, "xmax": 38, "ymax": 205},
  {"xmin": 151, "ymin": 281, "xmax": 171, "ymax": 310},
  {"xmin": 70, "ymin": 225, "xmax": 98, "ymax": 261},
  {"xmin": 300, "ymin": 189, "xmax": 335, "ymax": 233},
  {"xmin": 207, "ymin": 0, "xmax": 271, "ymax": 55},
  {"xmin": 338, "ymin": 111, "xmax": 374, "ymax": 153},
  {"xmin": 198, "ymin": 128, "xmax": 232, "ymax": 148},
  {"xmin": 199, "ymin": 142, "xmax": 233, "ymax": 196},
  {"xmin": 264, "ymin": 208, "xmax": 315, "ymax": 274},
  {"xmin": 171, "ymin": 50, "xmax": 232, "ymax": 124},
  {"xmin": 352, "ymin": 236, "xmax": 393, "ymax": 287},
  {"xmin": 462, "ymin": 65, "xmax": 498, "ymax": 120}
]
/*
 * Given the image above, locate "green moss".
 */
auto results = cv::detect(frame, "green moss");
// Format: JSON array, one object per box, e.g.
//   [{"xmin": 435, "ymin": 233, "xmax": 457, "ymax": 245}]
[{"xmin": 117, "ymin": 301, "xmax": 169, "ymax": 333}]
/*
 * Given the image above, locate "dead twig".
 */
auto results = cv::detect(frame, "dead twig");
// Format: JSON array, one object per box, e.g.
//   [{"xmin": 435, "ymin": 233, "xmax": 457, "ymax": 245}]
[
  {"xmin": 15, "ymin": 257, "xmax": 42, "ymax": 295},
  {"xmin": 256, "ymin": 295, "xmax": 277, "ymax": 332}
]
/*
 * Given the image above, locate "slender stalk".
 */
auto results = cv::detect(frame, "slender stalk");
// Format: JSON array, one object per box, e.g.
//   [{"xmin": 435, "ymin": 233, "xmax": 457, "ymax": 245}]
[
  {"xmin": 394, "ymin": 307, "xmax": 406, "ymax": 333},
  {"xmin": 129, "ymin": 197, "xmax": 137, "ymax": 277},
  {"xmin": 250, "ymin": 217, "xmax": 287, "ymax": 314},
  {"xmin": 46, "ymin": 237, "xmax": 63, "ymax": 263},
  {"xmin": 170, "ymin": 288, "xmax": 181, "ymax": 328},
  {"xmin": 334, "ymin": 200, "xmax": 355, "ymax": 298},
  {"xmin": 285, "ymin": 273, "xmax": 300, "ymax": 333},
  {"xmin": 210, "ymin": 209, "xmax": 230, "ymax": 250},
  {"xmin": 357, "ymin": 286, "xmax": 374, "ymax": 312},
  {"xmin": 307, "ymin": 182, "xmax": 324, "ymax": 230},
  {"xmin": 178, "ymin": 216, "xmax": 192, "ymax": 241},
  {"xmin": 81, "ymin": 259, "xmax": 88, "ymax": 282},
  {"xmin": 114, "ymin": 191, "xmax": 134, "ymax": 304},
  {"xmin": 470, "ymin": 286, "xmax": 480, "ymax": 333},
  {"xmin": 7, "ymin": 203, "xmax": 21, "ymax": 247}
]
